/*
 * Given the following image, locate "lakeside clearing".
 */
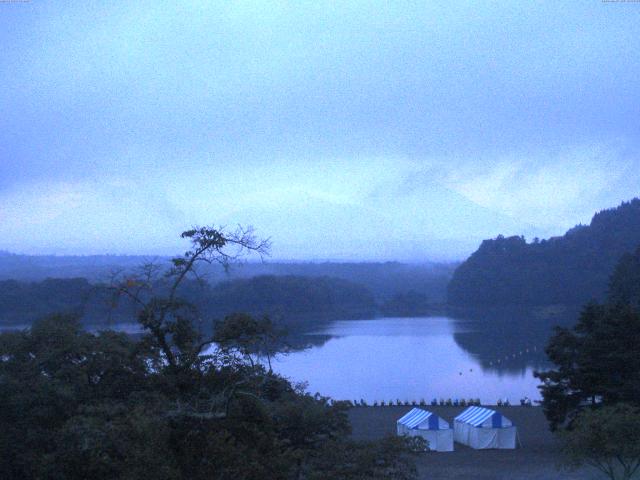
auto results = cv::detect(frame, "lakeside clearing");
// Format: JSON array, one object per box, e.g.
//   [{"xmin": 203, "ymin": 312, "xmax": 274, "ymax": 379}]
[{"xmin": 348, "ymin": 406, "xmax": 593, "ymax": 480}]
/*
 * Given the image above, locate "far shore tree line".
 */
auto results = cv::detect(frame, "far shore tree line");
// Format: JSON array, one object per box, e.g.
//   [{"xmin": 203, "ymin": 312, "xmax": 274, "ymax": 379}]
[{"xmin": 0, "ymin": 274, "xmax": 440, "ymax": 329}]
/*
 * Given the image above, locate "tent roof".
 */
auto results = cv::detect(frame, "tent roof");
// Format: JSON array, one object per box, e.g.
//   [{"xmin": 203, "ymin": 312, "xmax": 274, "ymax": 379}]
[
  {"xmin": 397, "ymin": 408, "xmax": 447, "ymax": 430},
  {"xmin": 454, "ymin": 406, "xmax": 511, "ymax": 427}
]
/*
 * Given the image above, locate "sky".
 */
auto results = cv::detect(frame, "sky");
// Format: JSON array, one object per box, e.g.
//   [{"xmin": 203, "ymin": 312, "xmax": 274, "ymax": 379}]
[{"xmin": 1, "ymin": 1, "xmax": 639, "ymax": 261}]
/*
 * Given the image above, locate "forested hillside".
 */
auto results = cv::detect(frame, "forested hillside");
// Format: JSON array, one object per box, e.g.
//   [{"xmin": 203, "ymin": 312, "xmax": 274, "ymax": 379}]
[
  {"xmin": 0, "ymin": 255, "xmax": 455, "ymax": 303},
  {"xmin": 0, "ymin": 275, "xmax": 376, "ymax": 328},
  {"xmin": 201, "ymin": 275, "xmax": 376, "ymax": 324},
  {"xmin": 448, "ymin": 199, "xmax": 640, "ymax": 306},
  {"xmin": 0, "ymin": 278, "xmax": 102, "ymax": 325}
]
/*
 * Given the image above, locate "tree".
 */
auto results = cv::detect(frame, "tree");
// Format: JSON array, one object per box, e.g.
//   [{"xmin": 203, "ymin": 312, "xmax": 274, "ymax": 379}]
[
  {"xmin": 535, "ymin": 302, "xmax": 640, "ymax": 430},
  {"xmin": 609, "ymin": 246, "xmax": 640, "ymax": 309},
  {"xmin": 0, "ymin": 315, "xmax": 158, "ymax": 479},
  {"xmin": 535, "ymin": 244, "xmax": 640, "ymax": 430},
  {"xmin": 306, "ymin": 437, "xmax": 420, "ymax": 480},
  {"xmin": 213, "ymin": 313, "xmax": 282, "ymax": 371},
  {"xmin": 380, "ymin": 290, "xmax": 430, "ymax": 317},
  {"xmin": 561, "ymin": 404, "xmax": 640, "ymax": 480},
  {"xmin": 110, "ymin": 225, "xmax": 270, "ymax": 371}
]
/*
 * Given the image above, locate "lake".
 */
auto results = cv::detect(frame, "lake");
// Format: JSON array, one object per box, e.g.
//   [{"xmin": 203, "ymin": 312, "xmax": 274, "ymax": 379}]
[
  {"xmin": 273, "ymin": 316, "xmax": 554, "ymax": 404},
  {"xmin": 1, "ymin": 312, "xmax": 564, "ymax": 405}
]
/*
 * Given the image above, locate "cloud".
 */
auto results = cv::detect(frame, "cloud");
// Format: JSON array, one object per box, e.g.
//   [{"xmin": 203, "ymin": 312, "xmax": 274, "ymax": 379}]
[
  {"xmin": 1, "ymin": 144, "xmax": 637, "ymax": 259},
  {"xmin": 0, "ymin": 178, "xmax": 188, "ymax": 255},
  {"xmin": 440, "ymin": 143, "xmax": 640, "ymax": 234},
  {"xmin": 1, "ymin": 3, "xmax": 639, "ymax": 257}
]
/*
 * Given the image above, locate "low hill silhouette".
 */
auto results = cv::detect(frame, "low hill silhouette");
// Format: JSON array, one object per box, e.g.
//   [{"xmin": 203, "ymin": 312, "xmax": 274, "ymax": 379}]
[{"xmin": 448, "ymin": 198, "xmax": 640, "ymax": 306}]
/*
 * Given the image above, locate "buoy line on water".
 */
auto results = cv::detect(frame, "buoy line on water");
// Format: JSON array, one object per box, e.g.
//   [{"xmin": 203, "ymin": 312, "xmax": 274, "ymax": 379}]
[{"xmin": 486, "ymin": 345, "xmax": 541, "ymax": 367}]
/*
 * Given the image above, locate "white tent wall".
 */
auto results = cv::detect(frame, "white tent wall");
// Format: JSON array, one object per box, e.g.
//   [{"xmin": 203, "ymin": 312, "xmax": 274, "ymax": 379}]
[
  {"xmin": 463, "ymin": 425, "xmax": 517, "ymax": 449},
  {"xmin": 453, "ymin": 407, "xmax": 518, "ymax": 450},
  {"xmin": 396, "ymin": 408, "xmax": 454, "ymax": 452},
  {"xmin": 453, "ymin": 421, "xmax": 472, "ymax": 446}
]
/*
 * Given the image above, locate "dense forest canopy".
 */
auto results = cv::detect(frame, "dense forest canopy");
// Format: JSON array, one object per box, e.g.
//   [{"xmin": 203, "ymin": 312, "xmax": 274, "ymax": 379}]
[
  {"xmin": 0, "ymin": 256, "xmax": 455, "ymax": 303},
  {"xmin": 0, "ymin": 278, "xmax": 101, "ymax": 325},
  {"xmin": 448, "ymin": 199, "xmax": 640, "ymax": 307},
  {"xmin": 609, "ymin": 246, "xmax": 640, "ymax": 309},
  {"xmin": 201, "ymin": 275, "xmax": 376, "ymax": 325},
  {"xmin": 0, "ymin": 275, "xmax": 377, "ymax": 329},
  {"xmin": 0, "ymin": 313, "xmax": 416, "ymax": 479},
  {"xmin": 0, "ymin": 258, "xmax": 455, "ymax": 327}
]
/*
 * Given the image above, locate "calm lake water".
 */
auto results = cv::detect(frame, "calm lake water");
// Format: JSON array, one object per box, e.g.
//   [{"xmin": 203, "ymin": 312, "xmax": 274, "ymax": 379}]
[
  {"xmin": 2, "ymin": 312, "xmax": 566, "ymax": 405},
  {"xmin": 273, "ymin": 316, "xmax": 553, "ymax": 404}
]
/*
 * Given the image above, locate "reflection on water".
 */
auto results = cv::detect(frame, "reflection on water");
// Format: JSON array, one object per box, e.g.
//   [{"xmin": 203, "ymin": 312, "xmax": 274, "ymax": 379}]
[
  {"xmin": 451, "ymin": 306, "xmax": 578, "ymax": 375},
  {"xmin": 274, "ymin": 312, "xmax": 576, "ymax": 404},
  {"xmin": 2, "ymin": 309, "xmax": 578, "ymax": 405}
]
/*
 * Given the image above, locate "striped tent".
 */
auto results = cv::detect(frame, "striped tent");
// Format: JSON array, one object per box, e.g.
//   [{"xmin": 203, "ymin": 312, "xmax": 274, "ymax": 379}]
[
  {"xmin": 396, "ymin": 408, "xmax": 453, "ymax": 452},
  {"xmin": 454, "ymin": 406, "xmax": 518, "ymax": 449}
]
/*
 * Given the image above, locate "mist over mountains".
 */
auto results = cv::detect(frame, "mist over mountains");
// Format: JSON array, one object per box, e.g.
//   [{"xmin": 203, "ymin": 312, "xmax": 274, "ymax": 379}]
[
  {"xmin": 222, "ymin": 176, "xmax": 534, "ymax": 261},
  {"xmin": 1, "ymin": 173, "xmax": 537, "ymax": 261}
]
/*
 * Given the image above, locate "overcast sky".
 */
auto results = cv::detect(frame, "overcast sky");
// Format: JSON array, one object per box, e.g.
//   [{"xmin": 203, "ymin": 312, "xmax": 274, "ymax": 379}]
[{"xmin": 1, "ymin": 1, "xmax": 639, "ymax": 260}]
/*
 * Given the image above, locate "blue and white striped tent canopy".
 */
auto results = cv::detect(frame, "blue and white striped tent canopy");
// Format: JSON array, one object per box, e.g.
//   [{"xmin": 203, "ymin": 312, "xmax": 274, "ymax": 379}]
[
  {"xmin": 454, "ymin": 406, "xmax": 512, "ymax": 428},
  {"xmin": 397, "ymin": 408, "xmax": 449, "ymax": 430}
]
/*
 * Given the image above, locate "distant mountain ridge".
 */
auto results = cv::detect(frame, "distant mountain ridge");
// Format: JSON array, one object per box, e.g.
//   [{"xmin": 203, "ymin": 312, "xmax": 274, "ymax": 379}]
[{"xmin": 447, "ymin": 198, "xmax": 640, "ymax": 306}]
